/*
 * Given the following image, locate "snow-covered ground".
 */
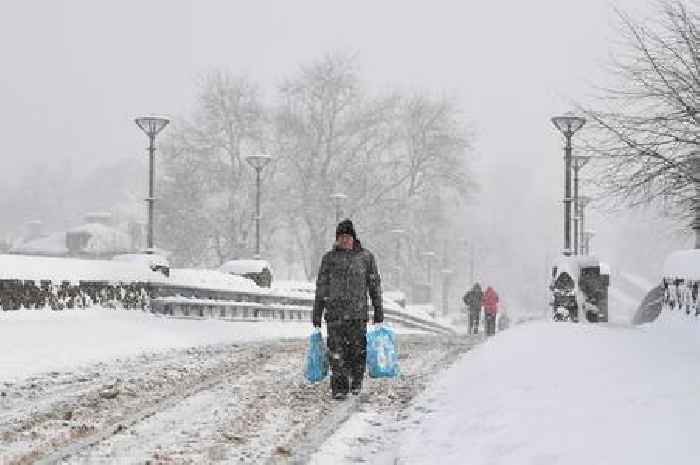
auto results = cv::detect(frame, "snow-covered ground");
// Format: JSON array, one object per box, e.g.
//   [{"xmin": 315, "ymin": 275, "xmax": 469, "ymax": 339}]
[
  {"xmin": 0, "ymin": 308, "xmax": 313, "ymax": 382},
  {"xmin": 311, "ymin": 312, "xmax": 699, "ymax": 464},
  {"xmin": 0, "ymin": 307, "xmax": 466, "ymax": 464},
  {"xmin": 5, "ymin": 302, "xmax": 697, "ymax": 464},
  {"xmin": 0, "ymin": 307, "xmax": 426, "ymax": 382}
]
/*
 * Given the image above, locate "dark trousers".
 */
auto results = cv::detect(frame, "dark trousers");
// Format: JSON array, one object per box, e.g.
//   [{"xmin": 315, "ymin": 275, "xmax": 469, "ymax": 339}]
[
  {"xmin": 327, "ymin": 320, "xmax": 367, "ymax": 395},
  {"xmin": 468, "ymin": 310, "xmax": 480, "ymax": 334},
  {"xmin": 485, "ymin": 313, "xmax": 496, "ymax": 336}
]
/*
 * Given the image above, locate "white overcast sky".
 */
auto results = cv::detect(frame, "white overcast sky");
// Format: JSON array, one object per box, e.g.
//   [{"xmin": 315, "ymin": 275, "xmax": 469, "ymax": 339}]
[{"xmin": 2, "ymin": 0, "xmax": 682, "ymax": 284}]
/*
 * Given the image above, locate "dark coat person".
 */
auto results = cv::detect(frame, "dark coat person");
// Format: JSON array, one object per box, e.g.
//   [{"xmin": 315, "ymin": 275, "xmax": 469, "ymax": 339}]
[
  {"xmin": 463, "ymin": 283, "xmax": 483, "ymax": 335},
  {"xmin": 313, "ymin": 219, "xmax": 383, "ymax": 399}
]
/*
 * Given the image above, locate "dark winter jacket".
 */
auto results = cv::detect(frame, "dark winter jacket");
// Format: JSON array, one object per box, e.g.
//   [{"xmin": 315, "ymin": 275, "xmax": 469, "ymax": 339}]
[
  {"xmin": 483, "ymin": 286, "xmax": 499, "ymax": 316},
  {"xmin": 312, "ymin": 240, "xmax": 383, "ymax": 326},
  {"xmin": 463, "ymin": 284, "xmax": 483, "ymax": 314}
]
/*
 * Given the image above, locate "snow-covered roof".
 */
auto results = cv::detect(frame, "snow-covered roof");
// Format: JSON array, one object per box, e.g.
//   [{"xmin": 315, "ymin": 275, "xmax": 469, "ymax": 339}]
[
  {"xmin": 219, "ymin": 259, "xmax": 272, "ymax": 275},
  {"xmin": 663, "ymin": 249, "xmax": 700, "ymax": 280},
  {"xmin": 10, "ymin": 232, "xmax": 67, "ymax": 255},
  {"xmin": 67, "ymin": 223, "xmax": 131, "ymax": 253},
  {"xmin": 10, "ymin": 223, "xmax": 131, "ymax": 256}
]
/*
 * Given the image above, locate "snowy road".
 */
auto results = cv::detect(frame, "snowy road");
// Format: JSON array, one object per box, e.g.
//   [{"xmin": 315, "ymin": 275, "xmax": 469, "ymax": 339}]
[{"xmin": 0, "ymin": 333, "xmax": 474, "ymax": 464}]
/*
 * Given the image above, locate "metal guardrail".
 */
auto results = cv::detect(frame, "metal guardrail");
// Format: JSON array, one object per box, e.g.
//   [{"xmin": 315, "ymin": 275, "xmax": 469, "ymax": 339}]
[{"xmin": 150, "ymin": 297, "xmax": 457, "ymax": 337}]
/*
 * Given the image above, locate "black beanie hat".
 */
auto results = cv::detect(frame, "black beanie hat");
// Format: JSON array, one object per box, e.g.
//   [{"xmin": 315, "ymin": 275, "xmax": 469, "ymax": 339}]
[{"xmin": 336, "ymin": 219, "xmax": 356, "ymax": 239}]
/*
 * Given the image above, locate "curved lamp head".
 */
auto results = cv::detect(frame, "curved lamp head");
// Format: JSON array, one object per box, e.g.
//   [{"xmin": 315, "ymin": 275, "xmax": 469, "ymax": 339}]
[
  {"xmin": 135, "ymin": 116, "xmax": 170, "ymax": 137},
  {"xmin": 245, "ymin": 154, "xmax": 273, "ymax": 170},
  {"xmin": 551, "ymin": 115, "xmax": 586, "ymax": 135}
]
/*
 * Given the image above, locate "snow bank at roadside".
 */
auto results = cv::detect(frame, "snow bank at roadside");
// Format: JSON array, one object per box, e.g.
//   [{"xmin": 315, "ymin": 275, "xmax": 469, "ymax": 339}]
[
  {"xmin": 0, "ymin": 308, "xmax": 312, "ymax": 382},
  {"xmin": 0, "ymin": 308, "xmax": 427, "ymax": 382},
  {"xmin": 395, "ymin": 317, "xmax": 700, "ymax": 465}
]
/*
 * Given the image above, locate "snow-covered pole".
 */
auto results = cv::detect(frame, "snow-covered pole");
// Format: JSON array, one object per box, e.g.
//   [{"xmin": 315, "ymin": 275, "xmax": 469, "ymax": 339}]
[
  {"xmin": 578, "ymin": 195, "xmax": 592, "ymax": 255},
  {"xmin": 255, "ymin": 166, "xmax": 262, "ymax": 258},
  {"xmin": 245, "ymin": 155, "xmax": 273, "ymax": 259},
  {"xmin": 134, "ymin": 116, "xmax": 170, "ymax": 252},
  {"xmin": 693, "ymin": 154, "xmax": 700, "ymax": 249},
  {"xmin": 573, "ymin": 156, "xmax": 590, "ymax": 256},
  {"xmin": 551, "ymin": 115, "xmax": 586, "ymax": 256},
  {"xmin": 390, "ymin": 228, "xmax": 405, "ymax": 289},
  {"xmin": 331, "ymin": 192, "xmax": 347, "ymax": 225}
]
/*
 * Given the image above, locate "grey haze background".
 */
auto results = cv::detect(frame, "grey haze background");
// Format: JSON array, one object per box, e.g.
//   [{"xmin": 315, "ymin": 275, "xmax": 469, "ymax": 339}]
[{"xmin": 0, "ymin": 0, "xmax": 688, "ymax": 313}]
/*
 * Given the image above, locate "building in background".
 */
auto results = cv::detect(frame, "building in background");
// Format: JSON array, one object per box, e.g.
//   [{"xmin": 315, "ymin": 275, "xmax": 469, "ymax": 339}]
[{"xmin": 9, "ymin": 213, "xmax": 132, "ymax": 259}]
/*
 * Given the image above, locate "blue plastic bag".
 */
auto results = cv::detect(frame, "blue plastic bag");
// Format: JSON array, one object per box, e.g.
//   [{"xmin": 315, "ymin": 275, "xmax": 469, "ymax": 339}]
[
  {"xmin": 304, "ymin": 328, "xmax": 329, "ymax": 383},
  {"xmin": 366, "ymin": 324, "xmax": 399, "ymax": 378}
]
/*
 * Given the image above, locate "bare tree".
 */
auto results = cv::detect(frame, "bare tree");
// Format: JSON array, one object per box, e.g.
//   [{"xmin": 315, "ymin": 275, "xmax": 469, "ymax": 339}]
[
  {"xmin": 580, "ymin": 0, "xmax": 698, "ymax": 214},
  {"xmin": 274, "ymin": 53, "xmax": 369, "ymax": 277},
  {"xmin": 274, "ymin": 54, "xmax": 474, "ymax": 279},
  {"xmin": 159, "ymin": 71, "xmax": 267, "ymax": 266}
]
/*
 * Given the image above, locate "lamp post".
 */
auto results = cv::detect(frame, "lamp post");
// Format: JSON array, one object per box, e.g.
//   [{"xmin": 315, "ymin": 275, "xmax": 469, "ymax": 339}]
[
  {"xmin": 421, "ymin": 250, "xmax": 436, "ymax": 283},
  {"xmin": 134, "ymin": 115, "xmax": 170, "ymax": 251},
  {"xmin": 551, "ymin": 114, "xmax": 586, "ymax": 256},
  {"xmin": 421, "ymin": 250, "xmax": 437, "ymax": 310},
  {"xmin": 692, "ymin": 155, "xmax": 700, "ymax": 249},
  {"xmin": 578, "ymin": 195, "xmax": 592, "ymax": 255},
  {"xmin": 390, "ymin": 229, "xmax": 405, "ymax": 288},
  {"xmin": 583, "ymin": 230, "xmax": 595, "ymax": 255},
  {"xmin": 572, "ymin": 155, "xmax": 591, "ymax": 255},
  {"xmin": 245, "ymin": 154, "xmax": 273, "ymax": 258},
  {"xmin": 331, "ymin": 192, "xmax": 347, "ymax": 223},
  {"xmin": 440, "ymin": 268, "xmax": 453, "ymax": 316}
]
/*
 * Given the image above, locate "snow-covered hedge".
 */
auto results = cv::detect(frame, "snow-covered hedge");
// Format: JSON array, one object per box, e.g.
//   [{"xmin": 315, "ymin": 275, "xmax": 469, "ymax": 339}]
[{"xmin": 661, "ymin": 250, "xmax": 700, "ymax": 318}]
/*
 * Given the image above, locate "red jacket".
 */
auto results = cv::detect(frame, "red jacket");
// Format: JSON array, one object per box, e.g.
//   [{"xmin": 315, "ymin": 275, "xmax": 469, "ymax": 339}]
[{"xmin": 483, "ymin": 287, "xmax": 499, "ymax": 315}]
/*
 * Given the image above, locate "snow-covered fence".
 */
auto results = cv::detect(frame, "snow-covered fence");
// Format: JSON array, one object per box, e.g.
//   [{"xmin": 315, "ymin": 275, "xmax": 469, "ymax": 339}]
[
  {"xmin": 149, "ymin": 296, "xmax": 457, "ymax": 337},
  {"xmin": 662, "ymin": 250, "xmax": 700, "ymax": 317},
  {"xmin": 0, "ymin": 254, "xmax": 457, "ymax": 336}
]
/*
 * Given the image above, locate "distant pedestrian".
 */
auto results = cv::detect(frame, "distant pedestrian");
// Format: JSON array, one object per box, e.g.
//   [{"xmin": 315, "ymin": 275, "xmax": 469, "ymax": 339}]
[
  {"xmin": 497, "ymin": 311, "xmax": 510, "ymax": 332},
  {"xmin": 312, "ymin": 219, "xmax": 384, "ymax": 400},
  {"xmin": 483, "ymin": 286, "xmax": 499, "ymax": 336},
  {"xmin": 462, "ymin": 283, "xmax": 483, "ymax": 335}
]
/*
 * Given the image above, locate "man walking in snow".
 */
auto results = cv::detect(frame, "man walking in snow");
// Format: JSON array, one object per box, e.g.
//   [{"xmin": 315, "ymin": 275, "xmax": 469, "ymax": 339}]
[
  {"xmin": 463, "ymin": 283, "xmax": 483, "ymax": 335},
  {"xmin": 483, "ymin": 286, "xmax": 499, "ymax": 336},
  {"xmin": 313, "ymin": 219, "xmax": 384, "ymax": 400}
]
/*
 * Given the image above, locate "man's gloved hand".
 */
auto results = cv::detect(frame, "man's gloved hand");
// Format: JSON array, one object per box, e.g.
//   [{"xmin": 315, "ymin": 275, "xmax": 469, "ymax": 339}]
[{"xmin": 313, "ymin": 321, "xmax": 322, "ymax": 328}]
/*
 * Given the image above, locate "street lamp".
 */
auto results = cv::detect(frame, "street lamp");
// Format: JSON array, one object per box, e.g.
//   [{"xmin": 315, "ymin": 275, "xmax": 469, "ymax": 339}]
[
  {"xmin": 390, "ymin": 228, "xmax": 405, "ymax": 288},
  {"xmin": 330, "ymin": 192, "xmax": 347, "ymax": 223},
  {"xmin": 551, "ymin": 114, "xmax": 586, "ymax": 256},
  {"xmin": 421, "ymin": 250, "xmax": 437, "ymax": 283},
  {"xmin": 583, "ymin": 230, "xmax": 595, "ymax": 255},
  {"xmin": 572, "ymin": 155, "xmax": 591, "ymax": 255},
  {"xmin": 691, "ymin": 155, "xmax": 700, "ymax": 249},
  {"xmin": 440, "ymin": 268, "xmax": 453, "ymax": 317},
  {"xmin": 578, "ymin": 195, "xmax": 592, "ymax": 255},
  {"xmin": 245, "ymin": 154, "xmax": 273, "ymax": 259},
  {"xmin": 134, "ymin": 115, "xmax": 170, "ymax": 251}
]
